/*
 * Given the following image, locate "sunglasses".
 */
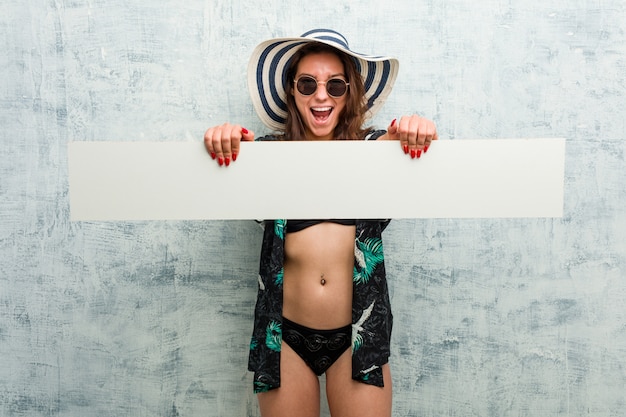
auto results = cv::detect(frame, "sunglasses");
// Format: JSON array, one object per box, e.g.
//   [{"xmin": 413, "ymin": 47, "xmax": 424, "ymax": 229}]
[{"xmin": 294, "ymin": 76, "xmax": 350, "ymax": 98}]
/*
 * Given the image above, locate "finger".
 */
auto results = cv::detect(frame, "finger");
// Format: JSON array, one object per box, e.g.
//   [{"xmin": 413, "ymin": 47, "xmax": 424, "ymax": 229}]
[
  {"xmin": 220, "ymin": 126, "xmax": 237, "ymax": 167},
  {"xmin": 422, "ymin": 122, "xmax": 439, "ymax": 154},
  {"xmin": 241, "ymin": 127, "xmax": 255, "ymax": 142},
  {"xmin": 210, "ymin": 125, "xmax": 229, "ymax": 166},
  {"xmin": 418, "ymin": 120, "xmax": 437, "ymax": 147},
  {"xmin": 387, "ymin": 118, "xmax": 398, "ymax": 136},
  {"xmin": 232, "ymin": 127, "xmax": 254, "ymax": 162},
  {"xmin": 394, "ymin": 116, "xmax": 412, "ymax": 157},
  {"xmin": 403, "ymin": 116, "xmax": 421, "ymax": 158},
  {"xmin": 203, "ymin": 127, "xmax": 217, "ymax": 159},
  {"xmin": 416, "ymin": 121, "xmax": 428, "ymax": 148},
  {"xmin": 388, "ymin": 118, "xmax": 408, "ymax": 154}
]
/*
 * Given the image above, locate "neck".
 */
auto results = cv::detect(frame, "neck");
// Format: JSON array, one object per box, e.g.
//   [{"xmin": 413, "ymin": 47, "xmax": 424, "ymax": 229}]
[{"xmin": 305, "ymin": 129, "xmax": 334, "ymax": 141}]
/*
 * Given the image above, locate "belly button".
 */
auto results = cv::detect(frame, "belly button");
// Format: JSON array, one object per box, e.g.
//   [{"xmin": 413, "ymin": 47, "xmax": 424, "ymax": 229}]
[{"xmin": 320, "ymin": 273, "xmax": 326, "ymax": 286}]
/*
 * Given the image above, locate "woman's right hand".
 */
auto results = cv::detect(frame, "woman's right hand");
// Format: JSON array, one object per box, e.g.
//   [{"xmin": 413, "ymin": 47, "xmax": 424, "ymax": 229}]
[{"xmin": 203, "ymin": 123, "xmax": 255, "ymax": 166}]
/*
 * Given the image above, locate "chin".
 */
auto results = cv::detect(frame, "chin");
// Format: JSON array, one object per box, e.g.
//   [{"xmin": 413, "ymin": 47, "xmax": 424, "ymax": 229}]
[
  {"xmin": 306, "ymin": 120, "xmax": 339, "ymax": 140},
  {"xmin": 307, "ymin": 128, "xmax": 335, "ymax": 140}
]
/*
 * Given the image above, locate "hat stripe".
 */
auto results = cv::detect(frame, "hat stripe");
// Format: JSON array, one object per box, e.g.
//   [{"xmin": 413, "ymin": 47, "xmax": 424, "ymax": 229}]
[
  {"xmin": 268, "ymin": 43, "xmax": 297, "ymax": 111},
  {"xmin": 256, "ymin": 41, "xmax": 305, "ymax": 126},
  {"xmin": 309, "ymin": 35, "xmax": 349, "ymax": 50},
  {"xmin": 363, "ymin": 61, "xmax": 376, "ymax": 92},
  {"xmin": 366, "ymin": 61, "xmax": 391, "ymax": 109},
  {"xmin": 301, "ymin": 29, "xmax": 349, "ymax": 48},
  {"xmin": 256, "ymin": 41, "xmax": 284, "ymax": 125}
]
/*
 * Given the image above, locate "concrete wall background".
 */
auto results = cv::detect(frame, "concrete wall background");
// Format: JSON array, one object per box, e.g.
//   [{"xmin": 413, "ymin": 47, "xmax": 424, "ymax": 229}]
[{"xmin": 1, "ymin": 0, "xmax": 625, "ymax": 416}]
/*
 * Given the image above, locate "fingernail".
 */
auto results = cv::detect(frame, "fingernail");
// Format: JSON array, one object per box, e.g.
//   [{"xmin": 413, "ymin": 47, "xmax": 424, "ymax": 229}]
[
  {"xmin": 391, "ymin": 119, "xmax": 397, "ymax": 127},
  {"xmin": 417, "ymin": 149, "xmax": 422, "ymax": 158},
  {"xmin": 225, "ymin": 157, "xmax": 231, "ymax": 166},
  {"xmin": 410, "ymin": 149, "xmax": 416, "ymax": 159},
  {"xmin": 232, "ymin": 152, "xmax": 238, "ymax": 161},
  {"xmin": 424, "ymin": 145, "xmax": 429, "ymax": 153},
  {"xmin": 403, "ymin": 145, "xmax": 409, "ymax": 154},
  {"xmin": 241, "ymin": 127, "xmax": 249, "ymax": 135},
  {"xmin": 218, "ymin": 157, "xmax": 224, "ymax": 166},
  {"xmin": 210, "ymin": 152, "xmax": 216, "ymax": 160}
]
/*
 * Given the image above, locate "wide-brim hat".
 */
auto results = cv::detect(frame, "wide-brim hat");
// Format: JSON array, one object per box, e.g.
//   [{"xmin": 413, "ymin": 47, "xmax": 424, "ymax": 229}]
[{"xmin": 248, "ymin": 29, "xmax": 399, "ymax": 131}]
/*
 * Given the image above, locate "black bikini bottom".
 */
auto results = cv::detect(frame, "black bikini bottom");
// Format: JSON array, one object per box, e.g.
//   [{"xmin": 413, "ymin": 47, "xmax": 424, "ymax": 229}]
[{"xmin": 282, "ymin": 317, "xmax": 352, "ymax": 375}]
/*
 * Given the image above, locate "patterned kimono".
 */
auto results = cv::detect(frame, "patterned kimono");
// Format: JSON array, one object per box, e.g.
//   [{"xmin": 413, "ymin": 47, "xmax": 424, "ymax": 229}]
[
  {"xmin": 247, "ymin": 131, "xmax": 393, "ymax": 393},
  {"xmin": 248, "ymin": 217, "xmax": 394, "ymax": 393}
]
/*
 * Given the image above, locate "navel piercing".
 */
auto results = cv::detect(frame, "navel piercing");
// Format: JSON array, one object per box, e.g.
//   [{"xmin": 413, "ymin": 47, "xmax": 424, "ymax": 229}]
[{"xmin": 320, "ymin": 273, "xmax": 326, "ymax": 286}]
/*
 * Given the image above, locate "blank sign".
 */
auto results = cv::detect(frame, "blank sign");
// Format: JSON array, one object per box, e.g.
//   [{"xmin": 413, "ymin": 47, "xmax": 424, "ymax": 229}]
[{"xmin": 68, "ymin": 138, "xmax": 565, "ymax": 221}]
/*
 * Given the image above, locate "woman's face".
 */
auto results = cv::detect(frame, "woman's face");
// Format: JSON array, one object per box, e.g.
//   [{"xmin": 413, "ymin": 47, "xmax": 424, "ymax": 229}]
[{"xmin": 293, "ymin": 52, "xmax": 347, "ymax": 141}]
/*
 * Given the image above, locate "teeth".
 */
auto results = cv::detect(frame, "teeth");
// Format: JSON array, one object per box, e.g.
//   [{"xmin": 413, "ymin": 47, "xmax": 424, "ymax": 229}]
[{"xmin": 312, "ymin": 107, "xmax": 332, "ymax": 112}]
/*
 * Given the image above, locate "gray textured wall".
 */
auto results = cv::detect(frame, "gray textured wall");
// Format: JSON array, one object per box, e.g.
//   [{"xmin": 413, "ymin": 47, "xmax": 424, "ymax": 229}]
[{"xmin": 1, "ymin": 0, "xmax": 625, "ymax": 416}]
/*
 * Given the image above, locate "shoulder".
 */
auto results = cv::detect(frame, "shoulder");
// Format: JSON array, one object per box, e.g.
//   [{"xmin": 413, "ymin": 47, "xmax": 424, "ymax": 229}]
[{"xmin": 364, "ymin": 129, "xmax": 387, "ymax": 140}]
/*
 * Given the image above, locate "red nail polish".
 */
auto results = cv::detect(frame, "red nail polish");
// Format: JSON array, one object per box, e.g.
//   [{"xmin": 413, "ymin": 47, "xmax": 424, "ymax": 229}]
[
  {"xmin": 225, "ymin": 157, "xmax": 230, "ymax": 166},
  {"xmin": 391, "ymin": 119, "xmax": 397, "ymax": 127},
  {"xmin": 232, "ymin": 152, "xmax": 238, "ymax": 161},
  {"xmin": 410, "ymin": 149, "xmax": 416, "ymax": 159},
  {"xmin": 424, "ymin": 145, "xmax": 429, "ymax": 153},
  {"xmin": 210, "ymin": 152, "xmax": 216, "ymax": 160},
  {"xmin": 403, "ymin": 145, "xmax": 409, "ymax": 154},
  {"xmin": 417, "ymin": 149, "xmax": 422, "ymax": 158},
  {"xmin": 241, "ymin": 127, "xmax": 249, "ymax": 135},
  {"xmin": 218, "ymin": 157, "xmax": 224, "ymax": 166}
]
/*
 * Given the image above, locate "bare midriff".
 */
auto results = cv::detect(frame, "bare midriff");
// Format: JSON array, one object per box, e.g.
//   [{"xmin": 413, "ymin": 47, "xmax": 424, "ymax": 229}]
[{"xmin": 282, "ymin": 222, "xmax": 355, "ymax": 330}]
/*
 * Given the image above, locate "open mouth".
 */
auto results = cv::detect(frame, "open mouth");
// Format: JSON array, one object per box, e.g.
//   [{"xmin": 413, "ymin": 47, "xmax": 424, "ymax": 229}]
[{"xmin": 311, "ymin": 106, "xmax": 333, "ymax": 123}]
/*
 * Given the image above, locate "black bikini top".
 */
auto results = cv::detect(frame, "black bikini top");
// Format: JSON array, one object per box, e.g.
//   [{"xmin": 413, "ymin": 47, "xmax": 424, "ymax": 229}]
[{"xmin": 286, "ymin": 219, "xmax": 356, "ymax": 233}]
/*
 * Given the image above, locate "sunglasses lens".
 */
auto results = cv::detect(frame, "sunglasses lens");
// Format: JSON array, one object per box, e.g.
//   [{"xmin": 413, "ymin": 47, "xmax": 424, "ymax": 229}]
[
  {"xmin": 327, "ymin": 79, "xmax": 347, "ymax": 97},
  {"xmin": 296, "ymin": 77, "xmax": 317, "ymax": 95}
]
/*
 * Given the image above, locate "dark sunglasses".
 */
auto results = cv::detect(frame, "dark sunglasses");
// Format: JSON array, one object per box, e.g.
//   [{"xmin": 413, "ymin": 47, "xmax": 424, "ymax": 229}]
[{"xmin": 294, "ymin": 76, "xmax": 350, "ymax": 98}]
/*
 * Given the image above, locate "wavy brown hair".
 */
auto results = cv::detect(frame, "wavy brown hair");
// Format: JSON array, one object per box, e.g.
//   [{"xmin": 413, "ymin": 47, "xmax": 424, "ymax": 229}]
[{"xmin": 280, "ymin": 43, "xmax": 371, "ymax": 140}]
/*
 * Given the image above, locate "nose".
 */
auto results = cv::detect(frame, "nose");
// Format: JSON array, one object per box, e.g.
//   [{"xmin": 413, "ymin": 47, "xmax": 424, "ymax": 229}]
[{"xmin": 313, "ymin": 81, "xmax": 330, "ymax": 99}]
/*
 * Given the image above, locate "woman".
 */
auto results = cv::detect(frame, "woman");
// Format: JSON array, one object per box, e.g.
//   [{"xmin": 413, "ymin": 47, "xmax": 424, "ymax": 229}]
[{"xmin": 204, "ymin": 29, "xmax": 437, "ymax": 417}]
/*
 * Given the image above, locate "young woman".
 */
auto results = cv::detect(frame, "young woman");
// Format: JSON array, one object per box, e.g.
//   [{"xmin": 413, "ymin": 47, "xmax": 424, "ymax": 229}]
[{"xmin": 204, "ymin": 29, "xmax": 438, "ymax": 417}]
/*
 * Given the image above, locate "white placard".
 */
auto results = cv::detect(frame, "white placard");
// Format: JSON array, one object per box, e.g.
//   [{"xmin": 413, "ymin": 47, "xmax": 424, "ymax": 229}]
[{"xmin": 68, "ymin": 139, "xmax": 565, "ymax": 221}]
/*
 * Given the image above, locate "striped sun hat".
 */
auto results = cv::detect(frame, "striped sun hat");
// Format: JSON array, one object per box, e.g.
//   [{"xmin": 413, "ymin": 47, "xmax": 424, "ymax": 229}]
[{"xmin": 247, "ymin": 29, "xmax": 399, "ymax": 131}]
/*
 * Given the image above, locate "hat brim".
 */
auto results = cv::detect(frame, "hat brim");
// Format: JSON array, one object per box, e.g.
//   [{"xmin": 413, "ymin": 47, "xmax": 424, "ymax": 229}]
[{"xmin": 248, "ymin": 30, "xmax": 399, "ymax": 131}]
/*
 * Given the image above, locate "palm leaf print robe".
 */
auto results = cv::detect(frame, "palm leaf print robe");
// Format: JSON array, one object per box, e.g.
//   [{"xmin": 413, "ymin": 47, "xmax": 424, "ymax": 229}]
[{"xmin": 248, "ymin": 219, "xmax": 393, "ymax": 393}]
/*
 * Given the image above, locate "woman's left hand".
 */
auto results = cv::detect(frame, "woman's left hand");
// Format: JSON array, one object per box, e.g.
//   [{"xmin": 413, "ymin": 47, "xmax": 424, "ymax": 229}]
[{"xmin": 382, "ymin": 115, "xmax": 438, "ymax": 158}]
